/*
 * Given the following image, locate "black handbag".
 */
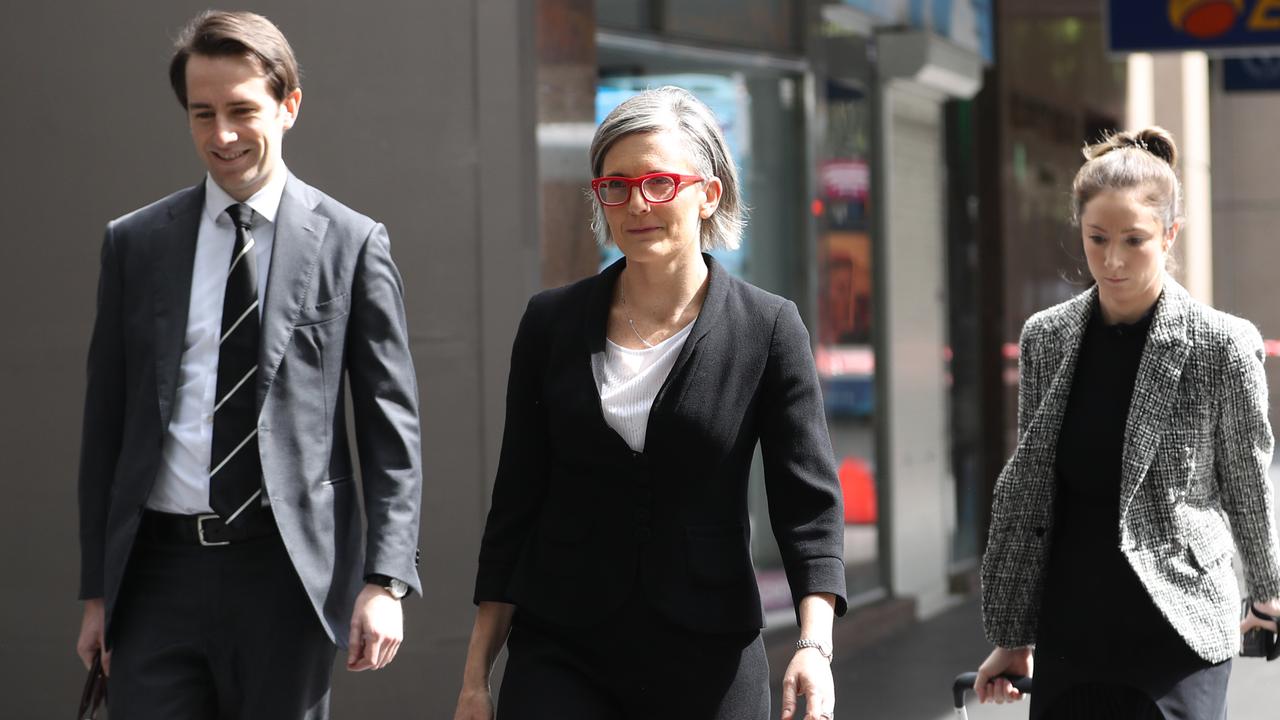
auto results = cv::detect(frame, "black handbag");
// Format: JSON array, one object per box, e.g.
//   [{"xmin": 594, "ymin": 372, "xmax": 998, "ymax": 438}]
[{"xmin": 78, "ymin": 651, "xmax": 107, "ymax": 719}]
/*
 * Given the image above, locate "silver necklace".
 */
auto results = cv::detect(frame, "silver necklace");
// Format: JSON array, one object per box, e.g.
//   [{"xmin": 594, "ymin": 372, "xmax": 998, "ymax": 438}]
[{"xmin": 620, "ymin": 283, "xmax": 655, "ymax": 349}]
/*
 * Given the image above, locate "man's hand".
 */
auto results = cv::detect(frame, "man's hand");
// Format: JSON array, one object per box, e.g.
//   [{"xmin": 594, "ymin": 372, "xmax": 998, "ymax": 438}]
[
  {"xmin": 76, "ymin": 598, "xmax": 110, "ymax": 676},
  {"xmin": 346, "ymin": 584, "xmax": 403, "ymax": 671}
]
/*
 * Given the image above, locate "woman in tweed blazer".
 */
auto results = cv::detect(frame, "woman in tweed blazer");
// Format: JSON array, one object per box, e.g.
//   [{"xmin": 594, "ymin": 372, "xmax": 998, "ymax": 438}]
[{"xmin": 974, "ymin": 128, "xmax": 1280, "ymax": 719}]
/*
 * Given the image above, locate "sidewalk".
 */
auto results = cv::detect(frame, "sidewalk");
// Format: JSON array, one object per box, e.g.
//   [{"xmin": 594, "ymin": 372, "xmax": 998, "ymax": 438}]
[{"xmin": 813, "ymin": 597, "xmax": 1279, "ymax": 719}]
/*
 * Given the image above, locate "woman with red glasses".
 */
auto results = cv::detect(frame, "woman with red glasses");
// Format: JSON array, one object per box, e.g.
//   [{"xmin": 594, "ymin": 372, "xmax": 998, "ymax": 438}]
[{"xmin": 454, "ymin": 86, "xmax": 847, "ymax": 720}]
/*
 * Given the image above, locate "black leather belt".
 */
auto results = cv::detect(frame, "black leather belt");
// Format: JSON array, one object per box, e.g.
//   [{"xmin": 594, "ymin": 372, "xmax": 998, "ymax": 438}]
[{"xmin": 138, "ymin": 509, "xmax": 279, "ymax": 546}]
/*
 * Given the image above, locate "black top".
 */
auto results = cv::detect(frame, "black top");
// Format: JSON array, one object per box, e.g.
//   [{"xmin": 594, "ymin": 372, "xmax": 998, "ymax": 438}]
[{"xmin": 1038, "ymin": 298, "xmax": 1209, "ymax": 673}]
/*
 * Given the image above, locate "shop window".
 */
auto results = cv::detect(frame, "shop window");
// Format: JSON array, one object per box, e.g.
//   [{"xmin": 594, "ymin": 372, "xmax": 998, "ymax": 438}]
[{"xmin": 816, "ymin": 76, "xmax": 882, "ymax": 599}]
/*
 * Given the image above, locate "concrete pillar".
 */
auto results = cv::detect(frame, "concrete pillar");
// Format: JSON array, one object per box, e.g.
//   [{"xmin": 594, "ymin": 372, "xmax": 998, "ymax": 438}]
[
  {"xmin": 1126, "ymin": 51, "xmax": 1212, "ymax": 304},
  {"xmin": 1210, "ymin": 60, "xmax": 1280, "ymax": 425}
]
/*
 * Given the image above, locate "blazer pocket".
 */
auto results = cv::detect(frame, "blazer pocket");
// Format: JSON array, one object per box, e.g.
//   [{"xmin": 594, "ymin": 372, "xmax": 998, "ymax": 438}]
[
  {"xmin": 535, "ymin": 514, "xmax": 593, "ymax": 577},
  {"xmin": 295, "ymin": 293, "xmax": 351, "ymax": 327},
  {"xmin": 1186, "ymin": 538, "xmax": 1232, "ymax": 574},
  {"xmin": 686, "ymin": 524, "xmax": 753, "ymax": 586},
  {"xmin": 1179, "ymin": 512, "xmax": 1234, "ymax": 573}
]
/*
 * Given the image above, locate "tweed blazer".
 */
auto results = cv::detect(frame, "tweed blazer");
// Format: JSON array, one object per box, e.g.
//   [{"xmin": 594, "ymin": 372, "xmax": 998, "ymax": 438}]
[{"xmin": 981, "ymin": 277, "xmax": 1280, "ymax": 662}]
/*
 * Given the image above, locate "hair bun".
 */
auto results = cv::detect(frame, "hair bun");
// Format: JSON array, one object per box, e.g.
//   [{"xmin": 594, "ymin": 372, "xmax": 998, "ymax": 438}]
[
  {"xmin": 1082, "ymin": 127, "xmax": 1178, "ymax": 167},
  {"xmin": 1133, "ymin": 127, "xmax": 1177, "ymax": 167}
]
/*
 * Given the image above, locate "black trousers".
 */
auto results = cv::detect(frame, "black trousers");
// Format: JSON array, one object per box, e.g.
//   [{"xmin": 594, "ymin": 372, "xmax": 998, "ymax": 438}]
[
  {"xmin": 108, "ymin": 530, "xmax": 336, "ymax": 719},
  {"xmin": 497, "ymin": 594, "xmax": 769, "ymax": 720}
]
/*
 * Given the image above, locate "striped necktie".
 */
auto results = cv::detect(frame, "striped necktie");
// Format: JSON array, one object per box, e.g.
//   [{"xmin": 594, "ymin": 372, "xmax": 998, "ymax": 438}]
[{"xmin": 209, "ymin": 203, "xmax": 264, "ymax": 524}]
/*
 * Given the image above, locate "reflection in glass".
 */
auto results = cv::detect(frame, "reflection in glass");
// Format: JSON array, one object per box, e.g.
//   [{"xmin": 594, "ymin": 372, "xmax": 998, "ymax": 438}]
[{"xmin": 816, "ymin": 78, "xmax": 881, "ymax": 599}]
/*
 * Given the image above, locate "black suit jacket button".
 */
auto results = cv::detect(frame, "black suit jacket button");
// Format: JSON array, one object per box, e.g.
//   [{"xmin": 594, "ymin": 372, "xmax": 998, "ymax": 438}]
[
  {"xmin": 1033, "ymin": 527, "xmax": 1046, "ymax": 538},
  {"xmin": 636, "ymin": 527, "xmax": 652, "ymax": 542}
]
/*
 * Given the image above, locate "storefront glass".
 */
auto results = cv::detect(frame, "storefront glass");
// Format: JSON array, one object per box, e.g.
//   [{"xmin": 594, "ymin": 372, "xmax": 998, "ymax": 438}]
[{"xmin": 814, "ymin": 54, "xmax": 882, "ymax": 599}]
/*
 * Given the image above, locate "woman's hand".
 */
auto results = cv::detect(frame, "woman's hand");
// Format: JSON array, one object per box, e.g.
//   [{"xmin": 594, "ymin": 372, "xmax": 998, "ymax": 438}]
[
  {"xmin": 453, "ymin": 684, "xmax": 495, "ymax": 720},
  {"xmin": 974, "ymin": 646, "xmax": 1033, "ymax": 704},
  {"xmin": 453, "ymin": 602, "xmax": 514, "ymax": 720},
  {"xmin": 782, "ymin": 594, "xmax": 837, "ymax": 720},
  {"xmin": 780, "ymin": 647, "xmax": 835, "ymax": 720},
  {"xmin": 1242, "ymin": 597, "xmax": 1280, "ymax": 635}
]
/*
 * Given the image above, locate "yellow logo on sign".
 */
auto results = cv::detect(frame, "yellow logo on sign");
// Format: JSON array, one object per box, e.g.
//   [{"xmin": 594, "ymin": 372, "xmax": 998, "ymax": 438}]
[{"xmin": 1168, "ymin": 0, "xmax": 1280, "ymax": 37}]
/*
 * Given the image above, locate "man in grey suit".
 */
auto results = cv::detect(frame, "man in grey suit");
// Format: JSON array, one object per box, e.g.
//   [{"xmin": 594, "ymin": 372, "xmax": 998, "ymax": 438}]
[{"xmin": 73, "ymin": 11, "xmax": 422, "ymax": 718}]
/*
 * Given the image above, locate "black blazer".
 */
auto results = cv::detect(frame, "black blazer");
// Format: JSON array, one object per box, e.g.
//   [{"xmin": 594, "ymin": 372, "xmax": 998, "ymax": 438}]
[{"xmin": 473, "ymin": 255, "xmax": 847, "ymax": 633}]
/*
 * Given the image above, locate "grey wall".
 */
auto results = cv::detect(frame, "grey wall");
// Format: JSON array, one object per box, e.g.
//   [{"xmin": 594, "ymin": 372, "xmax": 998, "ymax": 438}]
[
  {"xmin": 0, "ymin": 1, "xmax": 537, "ymax": 715},
  {"xmin": 1210, "ymin": 70, "xmax": 1280, "ymax": 429}
]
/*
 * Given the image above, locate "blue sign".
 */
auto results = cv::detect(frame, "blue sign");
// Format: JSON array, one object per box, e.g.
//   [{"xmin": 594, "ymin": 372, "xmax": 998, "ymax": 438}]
[
  {"xmin": 1224, "ymin": 55, "xmax": 1280, "ymax": 89},
  {"xmin": 1109, "ymin": 1, "xmax": 1280, "ymax": 53}
]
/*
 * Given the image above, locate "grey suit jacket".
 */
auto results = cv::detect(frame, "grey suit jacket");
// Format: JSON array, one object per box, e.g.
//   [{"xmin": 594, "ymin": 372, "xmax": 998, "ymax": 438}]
[
  {"xmin": 78, "ymin": 174, "xmax": 423, "ymax": 647},
  {"xmin": 981, "ymin": 278, "xmax": 1280, "ymax": 662}
]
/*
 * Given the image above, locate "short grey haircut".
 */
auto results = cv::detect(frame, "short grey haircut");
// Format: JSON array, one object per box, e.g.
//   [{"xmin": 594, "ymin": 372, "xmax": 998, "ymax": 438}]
[{"xmin": 588, "ymin": 86, "xmax": 745, "ymax": 251}]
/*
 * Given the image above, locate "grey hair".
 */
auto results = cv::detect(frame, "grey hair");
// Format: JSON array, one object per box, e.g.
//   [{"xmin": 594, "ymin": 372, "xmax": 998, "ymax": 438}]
[
  {"xmin": 1071, "ymin": 126, "xmax": 1182, "ymax": 233},
  {"xmin": 588, "ymin": 86, "xmax": 745, "ymax": 251}
]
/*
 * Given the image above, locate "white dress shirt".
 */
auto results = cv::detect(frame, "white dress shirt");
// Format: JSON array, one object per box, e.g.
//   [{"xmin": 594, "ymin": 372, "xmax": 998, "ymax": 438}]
[
  {"xmin": 147, "ymin": 170, "xmax": 287, "ymax": 514},
  {"xmin": 591, "ymin": 320, "xmax": 695, "ymax": 453}
]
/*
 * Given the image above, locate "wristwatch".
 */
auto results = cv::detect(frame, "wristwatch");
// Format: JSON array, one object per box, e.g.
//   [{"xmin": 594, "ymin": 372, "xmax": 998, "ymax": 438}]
[{"xmin": 366, "ymin": 573, "xmax": 409, "ymax": 600}]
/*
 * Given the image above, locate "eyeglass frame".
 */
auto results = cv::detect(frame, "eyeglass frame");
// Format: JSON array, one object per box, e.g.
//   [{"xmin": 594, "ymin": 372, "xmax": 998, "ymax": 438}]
[{"xmin": 590, "ymin": 172, "xmax": 705, "ymax": 206}]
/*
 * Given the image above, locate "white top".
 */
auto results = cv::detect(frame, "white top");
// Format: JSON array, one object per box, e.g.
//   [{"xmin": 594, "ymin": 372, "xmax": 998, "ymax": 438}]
[
  {"xmin": 147, "ymin": 170, "xmax": 287, "ymax": 514},
  {"xmin": 591, "ymin": 320, "xmax": 696, "ymax": 453}
]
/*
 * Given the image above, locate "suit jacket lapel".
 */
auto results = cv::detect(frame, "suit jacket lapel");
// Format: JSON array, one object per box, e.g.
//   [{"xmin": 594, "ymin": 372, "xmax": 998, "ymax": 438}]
[
  {"xmin": 153, "ymin": 183, "xmax": 205, "ymax": 431},
  {"xmin": 640, "ymin": 254, "xmax": 725, "ymax": 452},
  {"xmin": 256, "ymin": 173, "xmax": 329, "ymax": 412},
  {"xmin": 582, "ymin": 258, "xmax": 620, "ymax": 355},
  {"xmin": 664, "ymin": 253, "xmax": 725, "ymax": 386},
  {"xmin": 1026, "ymin": 287, "xmax": 1094, "ymax": 455},
  {"xmin": 1119, "ymin": 279, "xmax": 1191, "ymax": 520}
]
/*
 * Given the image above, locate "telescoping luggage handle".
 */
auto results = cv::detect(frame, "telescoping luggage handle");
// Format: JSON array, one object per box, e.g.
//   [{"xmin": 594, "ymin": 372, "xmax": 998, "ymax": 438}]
[{"xmin": 951, "ymin": 672, "xmax": 1033, "ymax": 719}]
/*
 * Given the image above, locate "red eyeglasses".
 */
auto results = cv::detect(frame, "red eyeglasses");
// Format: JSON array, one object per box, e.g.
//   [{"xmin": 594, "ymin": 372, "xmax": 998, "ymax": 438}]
[{"xmin": 591, "ymin": 172, "xmax": 705, "ymax": 206}]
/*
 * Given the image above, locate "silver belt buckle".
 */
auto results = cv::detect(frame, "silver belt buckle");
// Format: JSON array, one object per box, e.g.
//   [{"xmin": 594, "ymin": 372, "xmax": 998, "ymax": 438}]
[{"xmin": 197, "ymin": 514, "xmax": 230, "ymax": 547}]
